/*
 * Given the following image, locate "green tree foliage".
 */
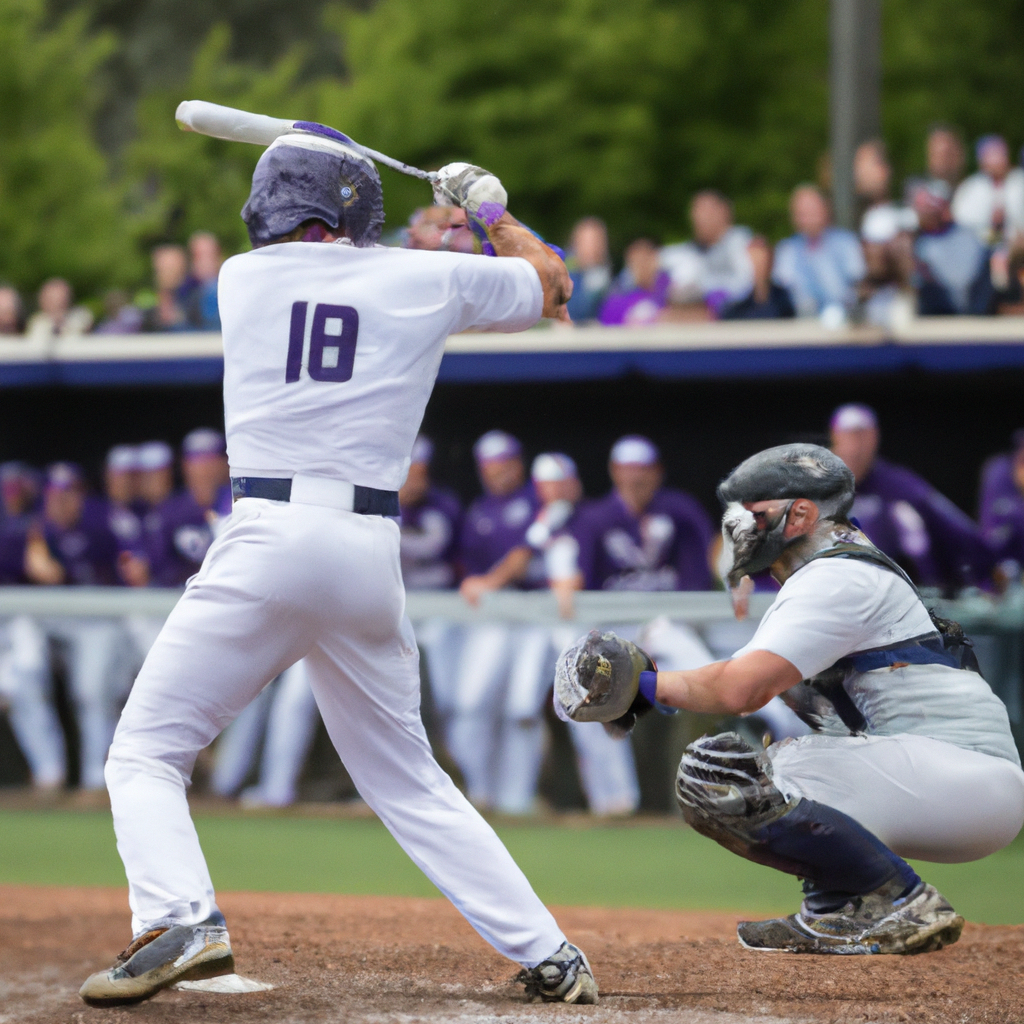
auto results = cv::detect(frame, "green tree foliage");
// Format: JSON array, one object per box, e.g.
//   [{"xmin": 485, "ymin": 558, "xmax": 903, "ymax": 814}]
[
  {"xmin": 308, "ymin": 0, "xmax": 828, "ymax": 249},
  {"xmin": 0, "ymin": 0, "xmax": 139, "ymax": 294},
  {"xmin": 126, "ymin": 25, "xmax": 315, "ymax": 256}
]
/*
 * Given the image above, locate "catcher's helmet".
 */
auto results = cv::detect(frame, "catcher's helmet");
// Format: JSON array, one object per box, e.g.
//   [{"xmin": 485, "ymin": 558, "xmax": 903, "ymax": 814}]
[{"xmin": 241, "ymin": 132, "xmax": 384, "ymax": 248}]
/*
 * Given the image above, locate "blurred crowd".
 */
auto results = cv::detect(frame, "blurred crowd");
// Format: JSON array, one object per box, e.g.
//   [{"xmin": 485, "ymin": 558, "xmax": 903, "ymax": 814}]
[
  {"xmin": 3, "ymin": 128, "xmax": 1024, "ymax": 341},
  {"xmin": 1, "ymin": 407, "xmax": 1023, "ymax": 810}
]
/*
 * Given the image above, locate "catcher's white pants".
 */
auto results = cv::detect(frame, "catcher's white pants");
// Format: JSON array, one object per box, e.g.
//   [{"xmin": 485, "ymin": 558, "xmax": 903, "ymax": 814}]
[
  {"xmin": 105, "ymin": 498, "xmax": 565, "ymax": 966},
  {"xmin": 0, "ymin": 616, "xmax": 65, "ymax": 787},
  {"xmin": 769, "ymin": 732, "xmax": 1024, "ymax": 863}
]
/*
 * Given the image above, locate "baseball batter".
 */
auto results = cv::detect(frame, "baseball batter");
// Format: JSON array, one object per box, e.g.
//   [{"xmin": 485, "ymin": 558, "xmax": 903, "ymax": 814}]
[
  {"xmin": 555, "ymin": 443, "xmax": 1024, "ymax": 955},
  {"xmin": 79, "ymin": 129, "xmax": 597, "ymax": 1005}
]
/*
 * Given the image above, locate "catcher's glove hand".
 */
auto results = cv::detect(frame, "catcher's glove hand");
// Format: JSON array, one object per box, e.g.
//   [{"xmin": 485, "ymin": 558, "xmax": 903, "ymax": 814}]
[
  {"xmin": 553, "ymin": 630, "xmax": 656, "ymax": 738},
  {"xmin": 433, "ymin": 162, "xmax": 507, "ymax": 227}
]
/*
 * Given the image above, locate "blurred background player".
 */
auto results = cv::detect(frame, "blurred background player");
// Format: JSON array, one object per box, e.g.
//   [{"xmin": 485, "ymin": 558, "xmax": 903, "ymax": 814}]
[
  {"xmin": 399, "ymin": 435, "xmax": 464, "ymax": 749},
  {"xmin": 448, "ymin": 430, "xmax": 541, "ymax": 808},
  {"xmin": 26, "ymin": 463, "xmax": 124, "ymax": 790},
  {"xmin": 0, "ymin": 462, "xmax": 63, "ymax": 789},
  {"xmin": 830, "ymin": 403, "xmax": 993, "ymax": 592},
  {"xmin": 979, "ymin": 430, "xmax": 1024, "ymax": 584}
]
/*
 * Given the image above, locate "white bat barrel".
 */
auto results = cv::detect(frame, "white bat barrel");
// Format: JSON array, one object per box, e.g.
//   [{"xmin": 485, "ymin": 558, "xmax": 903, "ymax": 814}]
[{"xmin": 175, "ymin": 100, "xmax": 296, "ymax": 147}]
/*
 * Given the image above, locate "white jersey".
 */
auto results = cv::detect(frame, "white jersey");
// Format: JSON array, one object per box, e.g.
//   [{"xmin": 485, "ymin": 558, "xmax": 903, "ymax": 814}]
[
  {"xmin": 218, "ymin": 241, "xmax": 542, "ymax": 490},
  {"xmin": 735, "ymin": 557, "xmax": 1019, "ymax": 764}
]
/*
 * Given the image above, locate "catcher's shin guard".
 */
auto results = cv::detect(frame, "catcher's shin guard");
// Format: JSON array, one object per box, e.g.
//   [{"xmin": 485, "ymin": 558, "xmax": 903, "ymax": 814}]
[
  {"xmin": 675, "ymin": 733, "xmax": 919, "ymax": 896},
  {"xmin": 79, "ymin": 912, "xmax": 234, "ymax": 1007},
  {"xmin": 517, "ymin": 942, "xmax": 598, "ymax": 1004}
]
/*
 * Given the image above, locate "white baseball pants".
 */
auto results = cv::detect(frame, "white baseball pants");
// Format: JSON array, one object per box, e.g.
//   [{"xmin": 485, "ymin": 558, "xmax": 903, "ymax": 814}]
[
  {"xmin": 769, "ymin": 732, "xmax": 1024, "ymax": 863},
  {"xmin": 104, "ymin": 498, "xmax": 565, "ymax": 966}
]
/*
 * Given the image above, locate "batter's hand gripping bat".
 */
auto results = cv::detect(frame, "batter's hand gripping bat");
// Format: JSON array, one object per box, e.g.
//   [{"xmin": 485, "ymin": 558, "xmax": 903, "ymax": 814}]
[{"xmin": 175, "ymin": 99, "xmax": 438, "ymax": 183}]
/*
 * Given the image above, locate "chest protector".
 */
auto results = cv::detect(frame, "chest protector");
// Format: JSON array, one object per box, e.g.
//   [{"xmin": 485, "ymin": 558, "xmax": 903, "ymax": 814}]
[{"xmin": 782, "ymin": 543, "xmax": 980, "ymax": 735}]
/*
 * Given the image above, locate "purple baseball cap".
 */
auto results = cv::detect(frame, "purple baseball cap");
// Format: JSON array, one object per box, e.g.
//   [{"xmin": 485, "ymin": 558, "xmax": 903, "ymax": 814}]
[
  {"xmin": 0, "ymin": 461, "xmax": 35, "ymax": 485},
  {"xmin": 531, "ymin": 453, "xmax": 578, "ymax": 483},
  {"xmin": 137, "ymin": 441, "xmax": 173, "ymax": 471},
  {"xmin": 410, "ymin": 435, "xmax": 434, "ymax": 466},
  {"xmin": 830, "ymin": 403, "xmax": 879, "ymax": 433},
  {"xmin": 610, "ymin": 435, "xmax": 660, "ymax": 466},
  {"xmin": 45, "ymin": 462, "xmax": 84, "ymax": 490},
  {"xmin": 473, "ymin": 430, "xmax": 522, "ymax": 464},
  {"xmin": 976, "ymin": 133, "xmax": 1007, "ymax": 163},
  {"xmin": 182, "ymin": 428, "xmax": 227, "ymax": 461}
]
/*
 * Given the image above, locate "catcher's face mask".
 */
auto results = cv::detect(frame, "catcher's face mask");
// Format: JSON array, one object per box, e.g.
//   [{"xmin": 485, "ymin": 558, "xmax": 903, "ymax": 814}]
[{"xmin": 721, "ymin": 499, "xmax": 794, "ymax": 587}]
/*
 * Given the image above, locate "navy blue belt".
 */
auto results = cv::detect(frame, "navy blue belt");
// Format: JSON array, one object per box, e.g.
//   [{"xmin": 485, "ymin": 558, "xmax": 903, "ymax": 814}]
[{"xmin": 231, "ymin": 476, "xmax": 400, "ymax": 516}]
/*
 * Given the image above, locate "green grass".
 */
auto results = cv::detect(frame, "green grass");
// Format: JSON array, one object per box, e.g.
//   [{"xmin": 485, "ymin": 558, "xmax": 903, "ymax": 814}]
[{"xmin": 2, "ymin": 808, "xmax": 1023, "ymax": 924}]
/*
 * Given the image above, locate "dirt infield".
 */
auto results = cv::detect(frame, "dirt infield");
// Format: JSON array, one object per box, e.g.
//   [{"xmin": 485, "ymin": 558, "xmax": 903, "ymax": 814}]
[{"xmin": 1, "ymin": 886, "xmax": 1021, "ymax": 1024}]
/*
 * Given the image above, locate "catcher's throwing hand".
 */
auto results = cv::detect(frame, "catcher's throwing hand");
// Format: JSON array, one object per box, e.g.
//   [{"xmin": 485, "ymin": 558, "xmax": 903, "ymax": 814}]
[{"xmin": 553, "ymin": 630, "xmax": 658, "ymax": 738}]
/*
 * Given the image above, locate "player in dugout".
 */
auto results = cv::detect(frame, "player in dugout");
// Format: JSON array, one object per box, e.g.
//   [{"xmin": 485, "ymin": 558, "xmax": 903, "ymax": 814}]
[
  {"xmin": 78, "ymin": 126, "xmax": 597, "ymax": 1004},
  {"xmin": 555, "ymin": 443, "xmax": 1024, "ymax": 955}
]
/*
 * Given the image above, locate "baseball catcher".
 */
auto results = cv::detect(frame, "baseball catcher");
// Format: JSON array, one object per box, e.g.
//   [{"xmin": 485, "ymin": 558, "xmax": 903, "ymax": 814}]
[{"xmin": 556, "ymin": 442, "xmax": 1024, "ymax": 954}]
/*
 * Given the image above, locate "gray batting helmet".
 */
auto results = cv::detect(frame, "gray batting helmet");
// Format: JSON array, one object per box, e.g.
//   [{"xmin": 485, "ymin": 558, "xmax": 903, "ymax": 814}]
[
  {"xmin": 241, "ymin": 133, "xmax": 384, "ymax": 248},
  {"xmin": 717, "ymin": 443, "xmax": 855, "ymax": 521}
]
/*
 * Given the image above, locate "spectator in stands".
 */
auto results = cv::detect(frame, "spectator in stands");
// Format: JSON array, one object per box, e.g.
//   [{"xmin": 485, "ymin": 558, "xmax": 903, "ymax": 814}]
[
  {"xmin": 598, "ymin": 239, "xmax": 670, "ymax": 326},
  {"xmin": 94, "ymin": 289, "xmax": 143, "ymax": 334},
  {"xmin": 0, "ymin": 285, "xmax": 25, "ymax": 335},
  {"xmin": 978, "ymin": 430, "xmax": 1024, "ymax": 582},
  {"xmin": 856, "ymin": 139, "xmax": 918, "ymax": 244},
  {"xmin": 925, "ymin": 125, "xmax": 966, "ymax": 192},
  {"xmin": 182, "ymin": 232, "xmax": 223, "ymax": 330},
  {"xmin": 773, "ymin": 185, "xmax": 865, "ymax": 323},
  {"xmin": 572, "ymin": 435, "xmax": 714, "ymax": 591},
  {"xmin": 993, "ymin": 241, "xmax": 1024, "ymax": 314},
  {"xmin": 25, "ymin": 278, "xmax": 93, "ymax": 342},
  {"xmin": 952, "ymin": 135, "xmax": 1024, "ymax": 246},
  {"xmin": 660, "ymin": 190, "xmax": 753, "ymax": 318},
  {"xmin": 403, "ymin": 206, "xmax": 475, "ymax": 253},
  {"xmin": 565, "ymin": 217, "xmax": 612, "ymax": 322},
  {"xmin": 911, "ymin": 181, "xmax": 991, "ymax": 316},
  {"xmin": 720, "ymin": 236, "xmax": 795, "ymax": 319},
  {"xmin": 142, "ymin": 245, "xmax": 190, "ymax": 332},
  {"xmin": 830, "ymin": 403, "xmax": 992, "ymax": 593}
]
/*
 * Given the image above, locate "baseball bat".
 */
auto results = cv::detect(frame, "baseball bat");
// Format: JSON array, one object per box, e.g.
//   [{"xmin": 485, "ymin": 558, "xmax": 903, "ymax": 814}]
[{"xmin": 175, "ymin": 100, "xmax": 438, "ymax": 182}]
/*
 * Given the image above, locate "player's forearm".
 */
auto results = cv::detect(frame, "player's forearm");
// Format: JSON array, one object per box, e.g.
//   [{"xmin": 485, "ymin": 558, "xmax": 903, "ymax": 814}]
[
  {"xmin": 487, "ymin": 213, "xmax": 573, "ymax": 320},
  {"xmin": 653, "ymin": 651, "xmax": 802, "ymax": 715},
  {"xmin": 485, "ymin": 545, "xmax": 533, "ymax": 588}
]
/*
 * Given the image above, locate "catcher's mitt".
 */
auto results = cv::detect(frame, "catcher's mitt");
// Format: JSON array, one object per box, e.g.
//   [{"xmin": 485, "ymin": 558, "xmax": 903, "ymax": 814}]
[{"xmin": 553, "ymin": 630, "xmax": 656, "ymax": 738}]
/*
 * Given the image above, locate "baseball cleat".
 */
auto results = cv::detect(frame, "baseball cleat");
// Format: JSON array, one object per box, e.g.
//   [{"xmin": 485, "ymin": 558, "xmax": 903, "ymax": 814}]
[
  {"xmin": 517, "ymin": 941, "xmax": 599, "ymax": 1004},
  {"xmin": 737, "ymin": 881, "xmax": 964, "ymax": 955},
  {"xmin": 79, "ymin": 911, "xmax": 234, "ymax": 1007}
]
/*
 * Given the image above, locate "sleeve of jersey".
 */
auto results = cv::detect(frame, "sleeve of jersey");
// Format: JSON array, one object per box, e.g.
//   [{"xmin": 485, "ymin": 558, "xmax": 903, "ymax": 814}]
[
  {"xmin": 732, "ymin": 564, "xmax": 871, "ymax": 679},
  {"xmin": 449, "ymin": 256, "xmax": 544, "ymax": 334}
]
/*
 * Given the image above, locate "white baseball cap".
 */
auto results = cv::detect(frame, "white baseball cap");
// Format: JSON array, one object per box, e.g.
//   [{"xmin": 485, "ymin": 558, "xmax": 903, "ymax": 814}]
[
  {"xmin": 531, "ymin": 453, "xmax": 577, "ymax": 483},
  {"xmin": 106, "ymin": 445, "xmax": 140, "ymax": 473},
  {"xmin": 136, "ymin": 441, "xmax": 173, "ymax": 471},
  {"xmin": 610, "ymin": 435, "xmax": 659, "ymax": 466},
  {"xmin": 830, "ymin": 404, "xmax": 878, "ymax": 432},
  {"xmin": 410, "ymin": 435, "xmax": 434, "ymax": 466},
  {"xmin": 473, "ymin": 430, "xmax": 521, "ymax": 464}
]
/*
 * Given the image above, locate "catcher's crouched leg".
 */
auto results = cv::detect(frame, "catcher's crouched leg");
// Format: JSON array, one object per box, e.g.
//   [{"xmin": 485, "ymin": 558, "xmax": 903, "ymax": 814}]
[{"xmin": 674, "ymin": 733, "xmax": 963, "ymax": 955}]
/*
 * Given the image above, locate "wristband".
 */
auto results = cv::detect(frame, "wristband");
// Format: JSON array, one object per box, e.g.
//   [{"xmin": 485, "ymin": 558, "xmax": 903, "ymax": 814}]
[{"xmin": 639, "ymin": 669, "xmax": 678, "ymax": 716}]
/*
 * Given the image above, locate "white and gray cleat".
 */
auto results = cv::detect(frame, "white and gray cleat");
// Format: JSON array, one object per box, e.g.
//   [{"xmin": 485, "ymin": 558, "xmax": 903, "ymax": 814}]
[
  {"xmin": 518, "ymin": 941, "xmax": 599, "ymax": 1004},
  {"xmin": 79, "ymin": 912, "xmax": 234, "ymax": 1007},
  {"xmin": 737, "ymin": 881, "xmax": 964, "ymax": 955}
]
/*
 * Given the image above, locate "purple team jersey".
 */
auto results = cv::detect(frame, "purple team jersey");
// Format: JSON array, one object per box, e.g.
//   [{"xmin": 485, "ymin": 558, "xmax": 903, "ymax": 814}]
[
  {"xmin": 849, "ymin": 492, "xmax": 941, "ymax": 586},
  {"xmin": 858, "ymin": 457, "xmax": 993, "ymax": 590},
  {"xmin": 572, "ymin": 488, "xmax": 714, "ymax": 591},
  {"xmin": 43, "ymin": 496, "xmax": 120, "ymax": 585},
  {"xmin": 979, "ymin": 454, "xmax": 1024, "ymax": 563},
  {"xmin": 0, "ymin": 513, "xmax": 30, "ymax": 584},
  {"xmin": 459, "ymin": 484, "xmax": 540, "ymax": 583},
  {"xmin": 144, "ymin": 490, "xmax": 219, "ymax": 587},
  {"xmin": 400, "ymin": 485, "xmax": 462, "ymax": 590}
]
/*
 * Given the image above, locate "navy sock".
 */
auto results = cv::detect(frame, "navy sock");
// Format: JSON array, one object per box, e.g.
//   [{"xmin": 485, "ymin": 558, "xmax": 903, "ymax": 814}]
[{"xmin": 756, "ymin": 799, "xmax": 920, "ymax": 897}]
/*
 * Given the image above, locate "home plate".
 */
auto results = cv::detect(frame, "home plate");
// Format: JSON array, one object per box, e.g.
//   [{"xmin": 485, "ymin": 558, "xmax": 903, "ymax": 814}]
[{"xmin": 172, "ymin": 974, "xmax": 274, "ymax": 993}]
